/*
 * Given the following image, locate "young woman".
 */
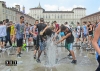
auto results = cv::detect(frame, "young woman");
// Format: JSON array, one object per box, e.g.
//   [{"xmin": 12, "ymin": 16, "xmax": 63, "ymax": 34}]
[
  {"xmin": 10, "ymin": 21, "xmax": 15, "ymax": 46},
  {"xmin": 87, "ymin": 21, "xmax": 93, "ymax": 46}
]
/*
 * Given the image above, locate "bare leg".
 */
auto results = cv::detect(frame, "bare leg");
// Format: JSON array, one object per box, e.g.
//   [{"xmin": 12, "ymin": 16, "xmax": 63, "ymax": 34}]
[
  {"xmin": 70, "ymin": 51, "xmax": 76, "ymax": 60},
  {"xmin": 38, "ymin": 50, "xmax": 42, "ymax": 59}
]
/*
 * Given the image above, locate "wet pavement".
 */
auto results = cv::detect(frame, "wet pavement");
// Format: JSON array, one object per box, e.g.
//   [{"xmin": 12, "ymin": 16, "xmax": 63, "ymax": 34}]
[{"xmin": 0, "ymin": 46, "xmax": 98, "ymax": 71}]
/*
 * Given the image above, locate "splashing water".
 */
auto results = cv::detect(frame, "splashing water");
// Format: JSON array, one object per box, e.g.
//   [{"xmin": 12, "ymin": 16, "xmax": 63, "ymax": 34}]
[{"xmin": 45, "ymin": 35, "xmax": 58, "ymax": 67}]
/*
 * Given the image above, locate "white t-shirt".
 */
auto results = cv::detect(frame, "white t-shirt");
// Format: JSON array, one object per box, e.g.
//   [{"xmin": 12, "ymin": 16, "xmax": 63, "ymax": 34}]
[
  {"xmin": 0, "ymin": 25, "xmax": 7, "ymax": 37},
  {"xmin": 77, "ymin": 26, "xmax": 81, "ymax": 35},
  {"xmin": 65, "ymin": 24, "xmax": 70, "ymax": 29}
]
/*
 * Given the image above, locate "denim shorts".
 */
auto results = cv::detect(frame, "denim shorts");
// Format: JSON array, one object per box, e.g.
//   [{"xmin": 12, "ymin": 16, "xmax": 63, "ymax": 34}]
[
  {"xmin": 26, "ymin": 35, "xmax": 29, "ymax": 39},
  {"xmin": 39, "ymin": 41, "xmax": 46, "ymax": 51},
  {"xmin": 0, "ymin": 37, "xmax": 6, "ymax": 42},
  {"xmin": 29, "ymin": 34, "xmax": 33, "ymax": 37},
  {"xmin": 83, "ymin": 34, "xmax": 87, "ymax": 38},
  {"xmin": 76, "ymin": 34, "xmax": 81, "ymax": 38}
]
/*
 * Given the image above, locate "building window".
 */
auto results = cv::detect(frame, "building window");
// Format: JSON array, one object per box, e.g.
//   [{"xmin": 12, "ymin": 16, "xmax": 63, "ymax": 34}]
[
  {"xmin": 61, "ymin": 15, "xmax": 62, "ymax": 19},
  {"xmin": 3, "ymin": 9, "xmax": 4, "ymax": 12},
  {"xmin": 49, "ymin": 16, "xmax": 50, "ymax": 19},
  {"xmin": 6, "ymin": 15, "xmax": 8, "ymax": 19},
  {"xmin": 46, "ymin": 15, "xmax": 47, "ymax": 19},
  {"xmin": 37, "ymin": 16, "xmax": 39, "ymax": 19},
  {"xmin": 58, "ymin": 16, "xmax": 59, "ymax": 19},
  {"xmin": 6, "ymin": 10, "xmax": 7, "ymax": 13}
]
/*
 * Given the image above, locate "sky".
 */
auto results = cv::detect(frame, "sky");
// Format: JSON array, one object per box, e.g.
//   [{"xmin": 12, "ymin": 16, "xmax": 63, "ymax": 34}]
[{"xmin": 1, "ymin": 0, "xmax": 100, "ymax": 15}]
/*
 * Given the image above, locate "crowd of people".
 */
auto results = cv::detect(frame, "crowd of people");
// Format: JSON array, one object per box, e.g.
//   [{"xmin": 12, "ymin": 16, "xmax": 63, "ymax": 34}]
[{"xmin": 0, "ymin": 16, "xmax": 100, "ymax": 70}]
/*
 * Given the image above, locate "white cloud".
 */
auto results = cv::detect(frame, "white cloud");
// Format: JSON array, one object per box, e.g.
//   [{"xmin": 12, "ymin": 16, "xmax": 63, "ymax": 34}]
[
  {"xmin": 44, "ymin": 5, "xmax": 58, "ymax": 11},
  {"xmin": 44, "ymin": 4, "xmax": 85, "ymax": 11}
]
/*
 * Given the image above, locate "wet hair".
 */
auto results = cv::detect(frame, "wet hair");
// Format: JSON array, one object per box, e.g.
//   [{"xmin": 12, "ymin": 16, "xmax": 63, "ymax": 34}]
[
  {"xmin": 6, "ymin": 19, "xmax": 9, "ymax": 23},
  {"xmin": 44, "ymin": 28, "xmax": 53, "ymax": 37},
  {"xmin": 40, "ymin": 18, "xmax": 44, "ymax": 22},
  {"xmin": 20, "ymin": 16, "xmax": 24, "ymax": 19},
  {"xmin": 61, "ymin": 25, "xmax": 66, "ymax": 32},
  {"xmin": 0, "ymin": 21, "xmax": 3, "ymax": 24}
]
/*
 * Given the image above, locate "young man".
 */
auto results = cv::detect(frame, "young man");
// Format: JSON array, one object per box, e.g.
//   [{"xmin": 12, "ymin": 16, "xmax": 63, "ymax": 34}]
[
  {"xmin": 54, "ymin": 21, "xmax": 59, "ymax": 32},
  {"xmin": 64, "ymin": 22, "xmax": 72, "ymax": 57},
  {"xmin": 64, "ymin": 22, "xmax": 70, "ymax": 29},
  {"xmin": 3, "ymin": 20, "xmax": 6, "ymax": 25},
  {"xmin": 56, "ymin": 25, "xmax": 77, "ymax": 64},
  {"xmin": 54, "ymin": 21, "xmax": 59, "ymax": 41},
  {"xmin": 15, "ymin": 16, "xmax": 25, "ymax": 57},
  {"xmin": 0, "ymin": 21, "xmax": 6, "ymax": 50},
  {"xmin": 76, "ymin": 22, "xmax": 82, "ymax": 44},
  {"xmin": 92, "ymin": 19, "xmax": 100, "ymax": 71},
  {"xmin": 24, "ymin": 22, "xmax": 30, "ymax": 45},
  {"xmin": 82, "ymin": 22, "xmax": 88, "ymax": 44},
  {"xmin": 32, "ymin": 20, "xmax": 39, "ymax": 59},
  {"xmin": 5, "ymin": 19, "xmax": 12, "ymax": 46},
  {"xmin": 29, "ymin": 24, "xmax": 34, "ymax": 45},
  {"xmin": 33, "ymin": 18, "xmax": 48, "ymax": 63}
]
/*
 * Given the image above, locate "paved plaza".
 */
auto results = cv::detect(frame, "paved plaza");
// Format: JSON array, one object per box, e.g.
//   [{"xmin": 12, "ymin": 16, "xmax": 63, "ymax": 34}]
[{"xmin": 0, "ymin": 46, "xmax": 98, "ymax": 71}]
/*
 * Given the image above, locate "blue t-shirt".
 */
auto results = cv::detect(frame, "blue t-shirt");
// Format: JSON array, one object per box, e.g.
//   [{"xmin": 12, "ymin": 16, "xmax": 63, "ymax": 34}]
[
  {"xmin": 0, "ymin": 25, "xmax": 7, "ymax": 37},
  {"xmin": 82, "ymin": 25, "xmax": 87, "ymax": 35},
  {"xmin": 15, "ymin": 23, "xmax": 25, "ymax": 39},
  {"xmin": 25, "ymin": 26, "xmax": 29, "ymax": 35},
  {"xmin": 60, "ymin": 32, "xmax": 65, "ymax": 37}
]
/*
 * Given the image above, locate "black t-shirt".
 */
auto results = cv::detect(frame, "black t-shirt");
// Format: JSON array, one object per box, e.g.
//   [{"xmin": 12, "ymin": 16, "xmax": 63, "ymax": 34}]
[
  {"xmin": 65, "ymin": 27, "xmax": 74, "ymax": 43},
  {"xmin": 6, "ymin": 23, "xmax": 11, "ymax": 34},
  {"xmin": 36, "ymin": 23, "xmax": 47, "ymax": 42},
  {"xmin": 88, "ymin": 24, "xmax": 93, "ymax": 35},
  {"xmin": 36, "ymin": 23, "xmax": 47, "ymax": 34},
  {"xmin": 7, "ymin": 27, "xmax": 11, "ymax": 33}
]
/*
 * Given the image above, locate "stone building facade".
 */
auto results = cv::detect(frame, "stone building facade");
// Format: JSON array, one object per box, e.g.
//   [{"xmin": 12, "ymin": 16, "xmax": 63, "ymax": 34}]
[
  {"xmin": 29, "ymin": 3, "xmax": 86, "ymax": 25},
  {"xmin": 81, "ymin": 11, "xmax": 100, "ymax": 24},
  {"xmin": 0, "ymin": 1, "xmax": 35, "ymax": 24}
]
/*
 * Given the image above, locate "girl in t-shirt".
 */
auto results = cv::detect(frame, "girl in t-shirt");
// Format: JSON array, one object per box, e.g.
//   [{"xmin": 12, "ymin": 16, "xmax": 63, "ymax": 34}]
[{"xmin": 10, "ymin": 21, "xmax": 15, "ymax": 46}]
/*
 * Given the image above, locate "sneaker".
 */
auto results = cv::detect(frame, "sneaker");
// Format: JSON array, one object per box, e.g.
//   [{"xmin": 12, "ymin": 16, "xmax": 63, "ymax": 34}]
[
  {"xmin": 68, "ymin": 53, "xmax": 71, "ymax": 56},
  {"xmin": 2, "ymin": 48, "xmax": 6, "ymax": 51},
  {"xmin": 69, "ymin": 56, "xmax": 73, "ymax": 59},
  {"xmin": 17, "ymin": 54, "xmax": 21, "ymax": 58},
  {"xmin": 71, "ymin": 60, "xmax": 77, "ymax": 64},
  {"xmin": 34, "ymin": 55, "xmax": 36, "ymax": 59},
  {"xmin": 36, "ymin": 59, "xmax": 41, "ymax": 63},
  {"xmin": 19, "ymin": 52, "xmax": 22, "ymax": 55}
]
